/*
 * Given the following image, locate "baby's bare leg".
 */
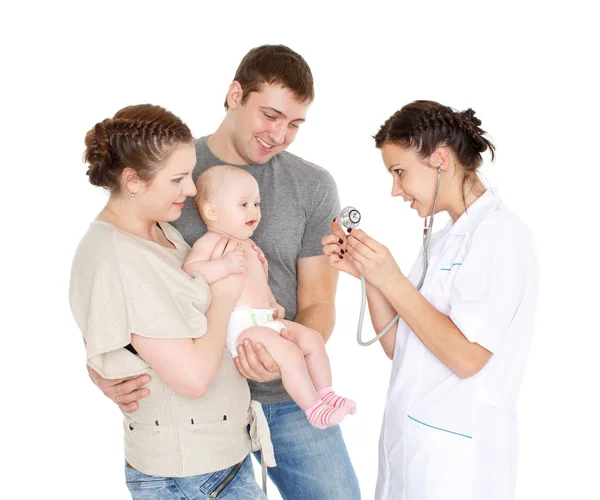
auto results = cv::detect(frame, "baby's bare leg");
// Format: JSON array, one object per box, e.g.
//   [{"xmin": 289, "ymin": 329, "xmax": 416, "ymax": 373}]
[
  {"xmin": 280, "ymin": 320, "xmax": 357, "ymax": 415},
  {"xmin": 279, "ymin": 320, "xmax": 332, "ymax": 392},
  {"xmin": 238, "ymin": 327, "xmax": 318, "ymax": 411}
]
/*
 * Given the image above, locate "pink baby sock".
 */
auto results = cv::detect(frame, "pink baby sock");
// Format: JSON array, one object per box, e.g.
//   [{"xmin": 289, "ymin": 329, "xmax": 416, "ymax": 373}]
[
  {"xmin": 318, "ymin": 387, "xmax": 357, "ymax": 415},
  {"xmin": 305, "ymin": 400, "xmax": 348, "ymax": 429}
]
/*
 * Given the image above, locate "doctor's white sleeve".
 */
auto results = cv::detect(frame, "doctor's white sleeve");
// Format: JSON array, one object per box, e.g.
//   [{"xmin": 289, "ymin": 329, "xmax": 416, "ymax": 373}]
[{"xmin": 447, "ymin": 220, "xmax": 536, "ymax": 354}]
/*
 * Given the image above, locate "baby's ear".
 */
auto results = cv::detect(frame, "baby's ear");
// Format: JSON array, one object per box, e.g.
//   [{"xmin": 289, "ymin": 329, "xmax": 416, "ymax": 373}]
[{"xmin": 202, "ymin": 202, "xmax": 218, "ymax": 222}]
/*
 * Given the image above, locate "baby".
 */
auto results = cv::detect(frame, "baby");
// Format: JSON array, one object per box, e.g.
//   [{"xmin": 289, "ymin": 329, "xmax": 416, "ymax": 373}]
[{"xmin": 183, "ymin": 165, "xmax": 355, "ymax": 429}]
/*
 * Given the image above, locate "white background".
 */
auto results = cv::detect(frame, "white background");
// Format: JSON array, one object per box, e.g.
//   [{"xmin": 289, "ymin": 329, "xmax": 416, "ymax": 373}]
[{"xmin": 2, "ymin": 1, "xmax": 598, "ymax": 499}]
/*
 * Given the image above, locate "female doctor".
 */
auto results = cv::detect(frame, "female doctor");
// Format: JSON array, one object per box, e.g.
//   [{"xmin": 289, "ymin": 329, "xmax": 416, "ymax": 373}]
[{"xmin": 322, "ymin": 100, "xmax": 538, "ymax": 500}]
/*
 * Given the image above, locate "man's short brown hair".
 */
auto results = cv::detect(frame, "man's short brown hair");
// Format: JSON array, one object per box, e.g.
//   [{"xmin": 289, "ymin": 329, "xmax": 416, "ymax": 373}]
[{"xmin": 224, "ymin": 44, "xmax": 314, "ymax": 109}]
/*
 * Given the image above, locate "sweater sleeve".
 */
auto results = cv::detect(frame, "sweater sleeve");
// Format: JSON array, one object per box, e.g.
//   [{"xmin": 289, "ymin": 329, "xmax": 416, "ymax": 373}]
[{"xmin": 69, "ymin": 225, "xmax": 211, "ymax": 379}]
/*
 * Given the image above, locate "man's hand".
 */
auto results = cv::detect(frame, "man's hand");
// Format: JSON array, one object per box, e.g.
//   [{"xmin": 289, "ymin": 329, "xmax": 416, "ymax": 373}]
[
  {"xmin": 251, "ymin": 242, "xmax": 269, "ymax": 277},
  {"xmin": 272, "ymin": 302, "xmax": 285, "ymax": 320},
  {"xmin": 87, "ymin": 365, "xmax": 151, "ymax": 412},
  {"xmin": 234, "ymin": 338, "xmax": 281, "ymax": 383}
]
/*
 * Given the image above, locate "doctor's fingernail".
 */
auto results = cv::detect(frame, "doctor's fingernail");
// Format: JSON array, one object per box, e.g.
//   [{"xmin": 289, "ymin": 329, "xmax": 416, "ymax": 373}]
[
  {"xmin": 347, "ymin": 228, "xmax": 352, "ymax": 233},
  {"xmin": 333, "ymin": 218, "xmax": 337, "ymax": 222},
  {"xmin": 340, "ymin": 249, "xmax": 345, "ymax": 254},
  {"xmin": 338, "ymin": 238, "xmax": 344, "ymax": 244}
]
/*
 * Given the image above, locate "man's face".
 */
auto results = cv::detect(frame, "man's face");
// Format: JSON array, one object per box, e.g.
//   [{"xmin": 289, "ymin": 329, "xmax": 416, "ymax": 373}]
[{"xmin": 230, "ymin": 83, "xmax": 310, "ymax": 165}]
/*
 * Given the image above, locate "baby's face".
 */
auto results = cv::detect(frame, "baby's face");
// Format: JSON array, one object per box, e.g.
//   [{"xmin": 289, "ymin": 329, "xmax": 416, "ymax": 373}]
[{"xmin": 210, "ymin": 171, "xmax": 261, "ymax": 240}]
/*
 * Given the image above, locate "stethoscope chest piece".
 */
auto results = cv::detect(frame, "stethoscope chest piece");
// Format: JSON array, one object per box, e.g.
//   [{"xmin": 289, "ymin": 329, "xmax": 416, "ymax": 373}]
[{"xmin": 339, "ymin": 206, "xmax": 361, "ymax": 231}]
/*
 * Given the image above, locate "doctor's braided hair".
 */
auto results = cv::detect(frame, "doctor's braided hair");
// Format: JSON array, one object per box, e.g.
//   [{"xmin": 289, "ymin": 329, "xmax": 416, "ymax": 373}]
[
  {"xmin": 83, "ymin": 104, "xmax": 194, "ymax": 192},
  {"xmin": 374, "ymin": 100, "xmax": 495, "ymax": 171}
]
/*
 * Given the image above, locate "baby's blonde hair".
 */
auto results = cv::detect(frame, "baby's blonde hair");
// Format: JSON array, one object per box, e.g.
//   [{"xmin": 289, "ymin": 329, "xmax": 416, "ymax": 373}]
[{"xmin": 194, "ymin": 165, "xmax": 254, "ymax": 223}]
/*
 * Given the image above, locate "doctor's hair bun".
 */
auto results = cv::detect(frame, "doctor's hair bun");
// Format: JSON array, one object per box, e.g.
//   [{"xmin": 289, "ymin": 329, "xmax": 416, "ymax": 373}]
[
  {"xmin": 374, "ymin": 100, "xmax": 495, "ymax": 171},
  {"xmin": 456, "ymin": 108, "xmax": 490, "ymax": 155},
  {"xmin": 83, "ymin": 104, "xmax": 194, "ymax": 192}
]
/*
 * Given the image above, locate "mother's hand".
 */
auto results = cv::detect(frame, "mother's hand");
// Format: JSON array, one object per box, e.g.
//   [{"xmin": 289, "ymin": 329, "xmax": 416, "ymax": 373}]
[
  {"xmin": 345, "ymin": 229, "xmax": 403, "ymax": 289},
  {"xmin": 321, "ymin": 219, "xmax": 361, "ymax": 279},
  {"xmin": 209, "ymin": 237, "xmax": 247, "ymax": 301}
]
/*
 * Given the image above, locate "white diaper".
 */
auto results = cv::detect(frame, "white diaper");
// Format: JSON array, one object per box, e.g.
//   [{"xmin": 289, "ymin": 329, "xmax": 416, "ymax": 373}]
[{"xmin": 226, "ymin": 305, "xmax": 285, "ymax": 358}]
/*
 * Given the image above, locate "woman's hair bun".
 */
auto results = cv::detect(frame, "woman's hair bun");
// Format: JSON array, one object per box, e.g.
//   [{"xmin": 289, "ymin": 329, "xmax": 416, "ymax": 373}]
[
  {"xmin": 82, "ymin": 104, "xmax": 194, "ymax": 192},
  {"xmin": 83, "ymin": 119, "xmax": 117, "ymax": 188}
]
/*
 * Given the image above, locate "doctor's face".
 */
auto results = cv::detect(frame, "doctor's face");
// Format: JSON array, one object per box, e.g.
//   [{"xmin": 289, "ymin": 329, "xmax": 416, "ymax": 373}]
[{"xmin": 381, "ymin": 143, "xmax": 441, "ymax": 218}]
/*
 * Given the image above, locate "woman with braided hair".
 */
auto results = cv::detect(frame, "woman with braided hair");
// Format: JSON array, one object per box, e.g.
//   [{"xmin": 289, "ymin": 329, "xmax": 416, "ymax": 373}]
[
  {"xmin": 322, "ymin": 100, "xmax": 538, "ymax": 499},
  {"xmin": 70, "ymin": 104, "xmax": 273, "ymax": 499}
]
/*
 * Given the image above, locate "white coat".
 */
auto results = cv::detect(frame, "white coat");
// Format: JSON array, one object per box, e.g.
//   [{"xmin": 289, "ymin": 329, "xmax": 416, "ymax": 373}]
[{"xmin": 376, "ymin": 189, "xmax": 539, "ymax": 500}]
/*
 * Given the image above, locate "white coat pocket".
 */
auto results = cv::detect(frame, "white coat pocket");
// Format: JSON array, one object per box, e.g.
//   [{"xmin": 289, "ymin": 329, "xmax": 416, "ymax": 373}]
[{"xmin": 405, "ymin": 414, "xmax": 475, "ymax": 500}]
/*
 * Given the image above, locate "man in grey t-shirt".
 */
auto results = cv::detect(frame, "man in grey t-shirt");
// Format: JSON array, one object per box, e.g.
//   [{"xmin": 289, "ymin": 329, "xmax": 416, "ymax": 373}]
[
  {"xmin": 89, "ymin": 45, "xmax": 360, "ymax": 499},
  {"xmin": 178, "ymin": 136, "xmax": 341, "ymax": 405}
]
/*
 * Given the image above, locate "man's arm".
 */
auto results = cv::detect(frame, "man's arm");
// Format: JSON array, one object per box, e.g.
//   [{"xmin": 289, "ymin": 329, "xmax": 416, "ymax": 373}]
[{"xmin": 294, "ymin": 255, "xmax": 339, "ymax": 342}]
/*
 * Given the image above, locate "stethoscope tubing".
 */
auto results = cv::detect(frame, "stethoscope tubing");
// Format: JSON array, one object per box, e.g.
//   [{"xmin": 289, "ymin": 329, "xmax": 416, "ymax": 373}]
[{"xmin": 356, "ymin": 168, "xmax": 443, "ymax": 346}]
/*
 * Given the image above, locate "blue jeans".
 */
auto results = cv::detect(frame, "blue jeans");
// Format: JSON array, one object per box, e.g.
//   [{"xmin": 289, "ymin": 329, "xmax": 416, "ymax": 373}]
[
  {"xmin": 254, "ymin": 400, "xmax": 361, "ymax": 499},
  {"xmin": 125, "ymin": 455, "xmax": 266, "ymax": 499}
]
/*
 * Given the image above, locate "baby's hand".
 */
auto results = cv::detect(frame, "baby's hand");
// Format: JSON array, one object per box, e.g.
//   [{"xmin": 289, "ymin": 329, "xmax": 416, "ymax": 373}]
[
  {"xmin": 224, "ymin": 247, "xmax": 247, "ymax": 275},
  {"xmin": 273, "ymin": 303, "xmax": 285, "ymax": 319}
]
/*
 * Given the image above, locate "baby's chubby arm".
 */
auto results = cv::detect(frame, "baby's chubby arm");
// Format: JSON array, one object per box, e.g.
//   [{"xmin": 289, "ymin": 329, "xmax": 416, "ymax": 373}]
[{"xmin": 183, "ymin": 234, "xmax": 246, "ymax": 285}]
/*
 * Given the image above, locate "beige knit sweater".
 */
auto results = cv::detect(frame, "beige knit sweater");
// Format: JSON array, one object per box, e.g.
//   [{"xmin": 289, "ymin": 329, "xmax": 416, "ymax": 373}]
[{"xmin": 70, "ymin": 221, "xmax": 274, "ymax": 477}]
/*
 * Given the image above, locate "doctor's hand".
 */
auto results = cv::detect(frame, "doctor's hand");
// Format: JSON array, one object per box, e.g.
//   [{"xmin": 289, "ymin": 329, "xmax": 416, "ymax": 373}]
[
  {"xmin": 234, "ymin": 338, "xmax": 282, "ymax": 383},
  {"xmin": 321, "ymin": 219, "xmax": 361, "ymax": 279},
  {"xmin": 345, "ymin": 229, "xmax": 403, "ymax": 290}
]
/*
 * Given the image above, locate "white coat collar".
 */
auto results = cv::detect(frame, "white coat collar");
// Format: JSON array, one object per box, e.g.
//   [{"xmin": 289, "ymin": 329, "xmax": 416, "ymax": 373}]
[{"xmin": 447, "ymin": 188, "xmax": 501, "ymax": 236}]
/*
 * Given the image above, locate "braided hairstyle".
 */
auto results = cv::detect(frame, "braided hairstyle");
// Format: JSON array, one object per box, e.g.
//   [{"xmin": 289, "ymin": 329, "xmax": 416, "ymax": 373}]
[
  {"xmin": 83, "ymin": 104, "xmax": 194, "ymax": 192},
  {"xmin": 374, "ymin": 100, "xmax": 495, "ymax": 171}
]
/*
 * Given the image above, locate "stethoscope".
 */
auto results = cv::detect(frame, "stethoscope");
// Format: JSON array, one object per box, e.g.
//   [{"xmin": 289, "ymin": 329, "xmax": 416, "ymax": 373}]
[{"xmin": 339, "ymin": 166, "xmax": 444, "ymax": 346}]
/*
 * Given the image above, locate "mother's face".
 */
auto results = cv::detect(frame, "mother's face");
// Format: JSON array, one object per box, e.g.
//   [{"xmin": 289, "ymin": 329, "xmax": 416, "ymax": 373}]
[
  {"xmin": 132, "ymin": 144, "xmax": 197, "ymax": 222},
  {"xmin": 381, "ymin": 143, "xmax": 440, "ymax": 219}
]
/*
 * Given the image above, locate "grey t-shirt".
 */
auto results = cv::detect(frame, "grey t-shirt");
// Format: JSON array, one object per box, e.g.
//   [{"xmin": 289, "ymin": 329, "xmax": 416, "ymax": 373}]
[{"xmin": 172, "ymin": 137, "xmax": 340, "ymax": 404}]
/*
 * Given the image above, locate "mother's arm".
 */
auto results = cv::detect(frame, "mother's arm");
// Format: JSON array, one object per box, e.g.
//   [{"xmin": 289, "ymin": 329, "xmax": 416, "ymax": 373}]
[
  {"xmin": 131, "ymin": 277, "xmax": 239, "ymax": 397},
  {"xmin": 87, "ymin": 237, "xmax": 244, "ymax": 409}
]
